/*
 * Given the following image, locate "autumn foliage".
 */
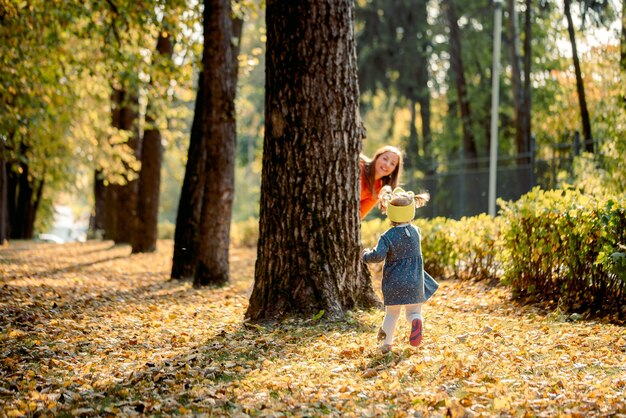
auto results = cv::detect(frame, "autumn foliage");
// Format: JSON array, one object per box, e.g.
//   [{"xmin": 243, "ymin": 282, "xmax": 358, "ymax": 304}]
[{"xmin": 1, "ymin": 241, "xmax": 625, "ymax": 416}]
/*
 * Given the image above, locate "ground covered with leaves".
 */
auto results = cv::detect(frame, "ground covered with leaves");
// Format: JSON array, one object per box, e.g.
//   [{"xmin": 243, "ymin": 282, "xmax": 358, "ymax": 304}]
[{"xmin": 1, "ymin": 241, "xmax": 625, "ymax": 417}]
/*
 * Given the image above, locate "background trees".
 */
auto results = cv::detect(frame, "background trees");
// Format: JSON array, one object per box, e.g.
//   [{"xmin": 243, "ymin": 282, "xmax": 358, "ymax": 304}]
[{"xmin": 1, "ymin": 0, "xmax": 623, "ymax": 242}]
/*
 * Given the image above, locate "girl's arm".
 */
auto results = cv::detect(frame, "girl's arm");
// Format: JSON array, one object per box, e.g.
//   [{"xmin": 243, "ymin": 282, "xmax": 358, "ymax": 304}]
[{"xmin": 362, "ymin": 235, "xmax": 390, "ymax": 264}]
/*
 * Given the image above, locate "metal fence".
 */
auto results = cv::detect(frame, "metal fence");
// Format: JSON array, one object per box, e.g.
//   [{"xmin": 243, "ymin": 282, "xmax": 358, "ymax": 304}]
[{"xmin": 404, "ymin": 133, "xmax": 599, "ymax": 220}]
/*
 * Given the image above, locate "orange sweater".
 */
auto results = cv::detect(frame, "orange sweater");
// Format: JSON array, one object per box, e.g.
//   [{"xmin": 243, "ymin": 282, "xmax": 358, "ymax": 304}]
[{"xmin": 360, "ymin": 172, "xmax": 383, "ymax": 220}]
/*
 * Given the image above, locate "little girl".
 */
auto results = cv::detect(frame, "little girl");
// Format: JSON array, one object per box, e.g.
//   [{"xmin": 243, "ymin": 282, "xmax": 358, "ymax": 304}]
[{"xmin": 362, "ymin": 186, "xmax": 439, "ymax": 353}]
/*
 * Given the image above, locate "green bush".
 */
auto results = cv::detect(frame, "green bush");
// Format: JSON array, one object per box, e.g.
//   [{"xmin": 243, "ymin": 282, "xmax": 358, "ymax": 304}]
[
  {"xmin": 158, "ymin": 221, "xmax": 175, "ymax": 239},
  {"xmin": 413, "ymin": 217, "xmax": 457, "ymax": 279},
  {"xmin": 500, "ymin": 187, "xmax": 626, "ymax": 318},
  {"xmin": 450, "ymin": 214, "xmax": 504, "ymax": 281},
  {"xmin": 231, "ymin": 218, "xmax": 259, "ymax": 248},
  {"xmin": 360, "ymin": 217, "xmax": 386, "ymax": 249}
]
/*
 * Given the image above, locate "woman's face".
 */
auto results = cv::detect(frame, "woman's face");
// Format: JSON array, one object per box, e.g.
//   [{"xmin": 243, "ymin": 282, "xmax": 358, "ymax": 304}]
[{"xmin": 374, "ymin": 151, "xmax": 399, "ymax": 179}]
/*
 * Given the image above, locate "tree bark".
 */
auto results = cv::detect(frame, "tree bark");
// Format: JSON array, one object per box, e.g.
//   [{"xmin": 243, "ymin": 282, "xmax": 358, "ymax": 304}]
[
  {"xmin": 415, "ymin": 0, "xmax": 432, "ymax": 170},
  {"xmin": 171, "ymin": 74, "xmax": 206, "ymax": 279},
  {"xmin": 523, "ymin": 0, "xmax": 532, "ymax": 158},
  {"xmin": 104, "ymin": 184, "xmax": 118, "ymax": 241},
  {"xmin": 132, "ymin": 31, "xmax": 173, "ymax": 253},
  {"xmin": 193, "ymin": 0, "xmax": 237, "ymax": 287},
  {"xmin": 114, "ymin": 88, "xmax": 141, "ymax": 243},
  {"xmin": 564, "ymin": 0, "xmax": 593, "ymax": 151},
  {"xmin": 246, "ymin": 0, "xmax": 379, "ymax": 322},
  {"xmin": 508, "ymin": 0, "xmax": 529, "ymax": 163},
  {"xmin": 172, "ymin": 11, "xmax": 243, "ymax": 280},
  {"xmin": 8, "ymin": 143, "xmax": 38, "ymax": 239},
  {"xmin": 90, "ymin": 170, "xmax": 106, "ymax": 238},
  {"xmin": 443, "ymin": 0, "xmax": 478, "ymax": 163}
]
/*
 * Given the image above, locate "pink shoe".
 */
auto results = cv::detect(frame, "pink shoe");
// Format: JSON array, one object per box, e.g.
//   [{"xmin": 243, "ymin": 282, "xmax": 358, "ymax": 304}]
[{"xmin": 409, "ymin": 319, "xmax": 423, "ymax": 347}]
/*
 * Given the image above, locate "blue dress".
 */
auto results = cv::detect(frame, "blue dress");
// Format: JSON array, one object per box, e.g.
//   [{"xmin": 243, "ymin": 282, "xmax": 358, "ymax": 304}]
[{"xmin": 363, "ymin": 224, "xmax": 439, "ymax": 305}]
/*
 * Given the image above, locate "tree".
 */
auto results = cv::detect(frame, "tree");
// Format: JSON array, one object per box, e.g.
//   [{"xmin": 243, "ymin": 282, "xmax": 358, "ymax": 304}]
[
  {"xmin": 111, "ymin": 88, "xmax": 141, "ymax": 244},
  {"xmin": 192, "ymin": 0, "xmax": 238, "ymax": 287},
  {"xmin": 522, "ymin": 0, "xmax": 532, "ymax": 158},
  {"xmin": 246, "ymin": 0, "xmax": 379, "ymax": 322},
  {"xmin": 132, "ymin": 29, "xmax": 174, "ymax": 253},
  {"xmin": 564, "ymin": 0, "xmax": 593, "ymax": 151},
  {"xmin": 172, "ymin": 7, "xmax": 243, "ymax": 281},
  {"xmin": 356, "ymin": 0, "xmax": 434, "ymax": 173},
  {"xmin": 508, "ymin": 0, "xmax": 531, "ymax": 162},
  {"xmin": 442, "ymin": 0, "xmax": 478, "ymax": 163},
  {"xmin": 171, "ymin": 74, "xmax": 206, "ymax": 279}
]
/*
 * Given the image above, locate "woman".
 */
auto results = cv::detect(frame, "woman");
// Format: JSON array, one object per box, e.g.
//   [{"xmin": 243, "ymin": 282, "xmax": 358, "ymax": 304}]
[{"xmin": 359, "ymin": 145, "xmax": 403, "ymax": 219}]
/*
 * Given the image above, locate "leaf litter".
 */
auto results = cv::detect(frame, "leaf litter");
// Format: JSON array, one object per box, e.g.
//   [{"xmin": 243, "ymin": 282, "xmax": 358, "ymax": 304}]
[{"xmin": 1, "ymin": 241, "xmax": 625, "ymax": 417}]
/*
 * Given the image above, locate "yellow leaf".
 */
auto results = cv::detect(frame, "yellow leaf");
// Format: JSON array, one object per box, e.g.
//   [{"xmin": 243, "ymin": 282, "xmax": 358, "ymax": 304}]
[
  {"xmin": 493, "ymin": 397, "xmax": 511, "ymax": 410},
  {"xmin": 9, "ymin": 330, "xmax": 26, "ymax": 338}
]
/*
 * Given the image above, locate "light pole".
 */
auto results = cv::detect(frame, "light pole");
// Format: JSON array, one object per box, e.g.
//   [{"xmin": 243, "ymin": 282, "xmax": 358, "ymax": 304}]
[{"xmin": 488, "ymin": 0, "xmax": 503, "ymax": 217}]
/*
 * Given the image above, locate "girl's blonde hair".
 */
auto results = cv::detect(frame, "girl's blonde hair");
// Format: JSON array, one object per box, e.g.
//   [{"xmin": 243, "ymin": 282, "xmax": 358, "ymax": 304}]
[
  {"xmin": 359, "ymin": 145, "xmax": 403, "ymax": 195},
  {"xmin": 378, "ymin": 186, "xmax": 430, "ymax": 224}
]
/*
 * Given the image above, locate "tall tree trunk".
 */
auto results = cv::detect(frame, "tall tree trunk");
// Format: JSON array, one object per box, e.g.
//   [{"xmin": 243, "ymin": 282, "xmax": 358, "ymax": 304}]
[
  {"xmin": 171, "ymin": 74, "xmax": 206, "ymax": 279},
  {"xmin": 172, "ymin": 11, "xmax": 243, "ymax": 280},
  {"xmin": 523, "ymin": 0, "xmax": 532, "ymax": 158},
  {"xmin": 415, "ymin": 0, "xmax": 432, "ymax": 171},
  {"xmin": 102, "ymin": 90, "xmax": 123, "ymax": 242},
  {"xmin": 193, "ymin": 0, "xmax": 237, "ymax": 287},
  {"xmin": 9, "ymin": 143, "xmax": 37, "ymax": 239},
  {"xmin": 114, "ymin": 88, "xmax": 141, "ymax": 243},
  {"xmin": 246, "ymin": 0, "xmax": 378, "ymax": 322},
  {"xmin": 406, "ymin": 99, "xmax": 420, "ymax": 171},
  {"xmin": 564, "ymin": 0, "xmax": 593, "ymax": 151},
  {"xmin": 90, "ymin": 170, "xmax": 106, "ymax": 238},
  {"xmin": 419, "ymin": 96, "xmax": 433, "ymax": 171},
  {"xmin": 443, "ymin": 0, "xmax": 478, "ymax": 163},
  {"xmin": 508, "ymin": 0, "xmax": 528, "ymax": 163},
  {"xmin": 132, "ymin": 31, "xmax": 173, "ymax": 253},
  {"xmin": 25, "ymin": 177, "xmax": 44, "ymax": 239},
  {"xmin": 104, "ymin": 185, "xmax": 118, "ymax": 241}
]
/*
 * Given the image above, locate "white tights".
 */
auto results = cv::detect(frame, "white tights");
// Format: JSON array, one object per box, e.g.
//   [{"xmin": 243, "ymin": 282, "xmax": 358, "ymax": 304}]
[{"xmin": 380, "ymin": 304, "xmax": 422, "ymax": 346}]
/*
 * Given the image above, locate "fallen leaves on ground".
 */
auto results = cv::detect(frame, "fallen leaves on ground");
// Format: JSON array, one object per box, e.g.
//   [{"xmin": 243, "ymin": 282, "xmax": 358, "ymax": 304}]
[{"xmin": 1, "ymin": 240, "xmax": 625, "ymax": 417}]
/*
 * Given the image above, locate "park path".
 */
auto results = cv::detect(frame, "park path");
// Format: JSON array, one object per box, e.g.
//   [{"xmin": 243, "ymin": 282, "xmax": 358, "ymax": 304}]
[{"xmin": 1, "ymin": 240, "xmax": 625, "ymax": 417}]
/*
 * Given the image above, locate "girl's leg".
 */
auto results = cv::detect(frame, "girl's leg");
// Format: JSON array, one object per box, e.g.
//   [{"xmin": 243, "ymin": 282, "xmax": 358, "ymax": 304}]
[
  {"xmin": 380, "ymin": 305, "xmax": 402, "ymax": 347},
  {"xmin": 405, "ymin": 303, "xmax": 423, "ymax": 347}
]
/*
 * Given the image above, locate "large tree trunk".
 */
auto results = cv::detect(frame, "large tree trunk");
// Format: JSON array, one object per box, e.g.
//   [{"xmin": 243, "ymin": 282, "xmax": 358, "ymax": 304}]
[
  {"xmin": 90, "ymin": 170, "xmax": 106, "ymax": 238},
  {"xmin": 443, "ymin": 0, "xmax": 478, "ymax": 163},
  {"xmin": 193, "ymin": 0, "xmax": 237, "ymax": 287},
  {"xmin": 8, "ymin": 143, "xmax": 40, "ymax": 240},
  {"xmin": 114, "ymin": 88, "xmax": 141, "ymax": 244},
  {"xmin": 415, "ymin": 0, "xmax": 432, "ymax": 169},
  {"xmin": 132, "ymin": 114, "xmax": 162, "ymax": 252},
  {"xmin": 564, "ymin": 0, "xmax": 593, "ymax": 151},
  {"xmin": 104, "ymin": 184, "xmax": 118, "ymax": 241},
  {"xmin": 246, "ymin": 0, "xmax": 379, "ymax": 322},
  {"xmin": 406, "ymin": 99, "xmax": 420, "ymax": 171},
  {"xmin": 171, "ymin": 74, "xmax": 206, "ymax": 279},
  {"xmin": 172, "ymin": 11, "xmax": 243, "ymax": 280},
  {"xmin": 508, "ymin": 0, "xmax": 529, "ymax": 163},
  {"xmin": 132, "ymin": 31, "xmax": 173, "ymax": 254}
]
